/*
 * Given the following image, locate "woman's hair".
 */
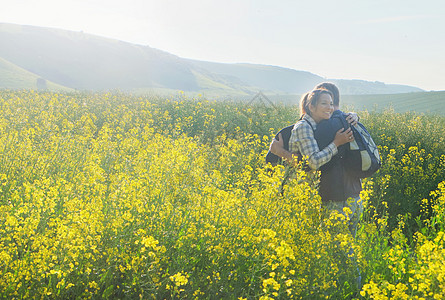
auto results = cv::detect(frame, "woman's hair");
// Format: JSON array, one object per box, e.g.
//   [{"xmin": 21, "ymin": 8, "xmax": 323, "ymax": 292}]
[
  {"xmin": 314, "ymin": 82, "xmax": 340, "ymax": 107},
  {"xmin": 299, "ymin": 88, "xmax": 334, "ymax": 118}
]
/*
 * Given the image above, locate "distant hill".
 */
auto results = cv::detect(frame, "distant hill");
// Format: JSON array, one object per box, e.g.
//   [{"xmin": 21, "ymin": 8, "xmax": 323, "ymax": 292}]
[
  {"xmin": 0, "ymin": 23, "xmax": 425, "ymax": 95},
  {"xmin": 0, "ymin": 23, "xmax": 199, "ymax": 91},
  {"xmin": 189, "ymin": 60, "xmax": 325, "ymax": 94}
]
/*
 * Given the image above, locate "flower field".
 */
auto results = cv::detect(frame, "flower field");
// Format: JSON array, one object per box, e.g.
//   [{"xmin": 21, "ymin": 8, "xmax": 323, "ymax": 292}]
[{"xmin": 0, "ymin": 90, "xmax": 444, "ymax": 299}]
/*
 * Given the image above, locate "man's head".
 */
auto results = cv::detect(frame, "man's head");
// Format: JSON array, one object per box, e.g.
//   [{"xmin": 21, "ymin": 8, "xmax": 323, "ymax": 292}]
[{"xmin": 314, "ymin": 82, "xmax": 340, "ymax": 109}]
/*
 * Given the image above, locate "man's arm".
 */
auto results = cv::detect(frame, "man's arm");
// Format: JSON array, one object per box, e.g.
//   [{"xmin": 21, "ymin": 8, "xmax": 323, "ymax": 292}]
[{"xmin": 269, "ymin": 133, "xmax": 294, "ymax": 162}]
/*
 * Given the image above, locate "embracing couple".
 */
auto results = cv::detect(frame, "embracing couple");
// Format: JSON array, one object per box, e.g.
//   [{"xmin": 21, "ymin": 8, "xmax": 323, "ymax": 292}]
[{"xmin": 267, "ymin": 82, "xmax": 363, "ymax": 237}]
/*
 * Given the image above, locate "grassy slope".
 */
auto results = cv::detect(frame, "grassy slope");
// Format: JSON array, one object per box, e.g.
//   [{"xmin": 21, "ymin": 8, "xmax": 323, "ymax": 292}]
[
  {"xmin": 341, "ymin": 91, "xmax": 445, "ymax": 115},
  {"xmin": 0, "ymin": 57, "xmax": 71, "ymax": 91}
]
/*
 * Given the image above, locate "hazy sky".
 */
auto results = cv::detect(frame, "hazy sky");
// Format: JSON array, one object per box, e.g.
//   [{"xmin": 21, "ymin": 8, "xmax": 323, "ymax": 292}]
[{"xmin": 2, "ymin": 0, "xmax": 445, "ymax": 91}]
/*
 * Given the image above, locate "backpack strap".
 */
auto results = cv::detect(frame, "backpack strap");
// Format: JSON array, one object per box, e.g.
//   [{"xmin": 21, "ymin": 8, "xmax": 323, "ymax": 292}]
[{"xmin": 300, "ymin": 116, "xmax": 315, "ymax": 132}]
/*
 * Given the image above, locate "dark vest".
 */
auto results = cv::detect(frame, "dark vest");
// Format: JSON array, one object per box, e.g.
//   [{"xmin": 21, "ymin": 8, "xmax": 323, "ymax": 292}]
[{"xmin": 315, "ymin": 111, "xmax": 348, "ymax": 201}]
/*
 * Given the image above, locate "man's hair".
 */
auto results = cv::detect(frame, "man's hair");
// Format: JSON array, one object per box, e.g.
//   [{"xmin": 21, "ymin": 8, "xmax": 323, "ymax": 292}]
[
  {"xmin": 314, "ymin": 82, "xmax": 340, "ymax": 107},
  {"xmin": 300, "ymin": 88, "xmax": 334, "ymax": 118}
]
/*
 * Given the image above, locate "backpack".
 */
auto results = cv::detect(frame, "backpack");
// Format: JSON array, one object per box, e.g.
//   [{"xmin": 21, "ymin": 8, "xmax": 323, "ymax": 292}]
[
  {"xmin": 265, "ymin": 124, "xmax": 294, "ymax": 166},
  {"xmin": 340, "ymin": 119, "xmax": 381, "ymax": 178},
  {"xmin": 265, "ymin": 121, "xmax": 311, "ymax": 167},
  {"xmin": 265, "ymin": 122, "xmax": 306, "ymax": 196}
]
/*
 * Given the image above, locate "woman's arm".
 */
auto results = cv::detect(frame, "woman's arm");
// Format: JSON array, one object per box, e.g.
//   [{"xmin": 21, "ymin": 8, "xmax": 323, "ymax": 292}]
[
  {"xmin": 290, "ymin": 120, "xmax": 353, "ymax": 170},
  {"xmin": 294, "ymin": 123, "xmax": 337, "ymax": 170}
]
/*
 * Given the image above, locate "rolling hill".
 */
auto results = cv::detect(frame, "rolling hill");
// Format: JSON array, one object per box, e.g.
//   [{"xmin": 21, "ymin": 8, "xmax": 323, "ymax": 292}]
[{"xmin": 0, "ymin": 23, "xmax": 425, "ymax": 96}]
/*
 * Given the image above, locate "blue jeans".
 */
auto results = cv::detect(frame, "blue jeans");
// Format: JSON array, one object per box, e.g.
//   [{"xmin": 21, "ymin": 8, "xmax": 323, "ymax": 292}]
[
  {"xmin": 325, "ymin": 196, "xmax": 363, "ymax": 237},
  {"xmin": 324, "ymin": 196, "xmax": 364, "ymax": 289}
]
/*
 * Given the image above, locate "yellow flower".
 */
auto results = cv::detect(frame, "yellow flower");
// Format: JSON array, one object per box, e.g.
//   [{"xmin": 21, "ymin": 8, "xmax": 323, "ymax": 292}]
[{"xmin": 170, "ymin": 272, "xmax": 188, "ymax": 287}]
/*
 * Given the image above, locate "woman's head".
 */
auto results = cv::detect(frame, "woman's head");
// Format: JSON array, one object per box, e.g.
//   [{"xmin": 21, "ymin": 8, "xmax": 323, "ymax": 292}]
[
  {"xmin": 314, "ymin": 82, "xmax": 340, "ymax": 107},
  {"xmin": 300, "ymin": 88, "xmax": 334, "ymax": 122}
]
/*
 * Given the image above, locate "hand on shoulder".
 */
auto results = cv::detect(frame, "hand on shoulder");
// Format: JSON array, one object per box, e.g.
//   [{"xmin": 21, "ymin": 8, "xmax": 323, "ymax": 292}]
[
  {"xmin": 333, "ymin": 127, "xmax": 354, "ymax": 147},
  {"xmin": 346, "ymin": 112, "xmax": 359, "ymax": 126},
  {"xmin": 270, "ymin": 133, "xmax": 284, "ymax": 155}
]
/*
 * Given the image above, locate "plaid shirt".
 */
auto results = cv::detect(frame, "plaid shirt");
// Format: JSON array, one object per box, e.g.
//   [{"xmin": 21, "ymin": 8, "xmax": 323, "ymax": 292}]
[{"xmin": 289, "ymin": 114, "xmax": 338, "ymax": 170}]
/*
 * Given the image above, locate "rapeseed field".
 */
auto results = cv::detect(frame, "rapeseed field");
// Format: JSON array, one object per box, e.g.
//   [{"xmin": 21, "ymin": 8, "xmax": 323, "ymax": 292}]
[{"xmin": 0, "ymin": 90, "xmax": 444, "ymax": 299}]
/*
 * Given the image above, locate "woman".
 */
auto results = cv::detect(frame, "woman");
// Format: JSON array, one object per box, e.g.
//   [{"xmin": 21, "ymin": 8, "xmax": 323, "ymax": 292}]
[
  {"xmin": 272, "ymin": 87, "xmax": 363, "ymax": 289},
  {"xmin": 289, "ymin": 88, "xmax": 353, "ymax": 169}
]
